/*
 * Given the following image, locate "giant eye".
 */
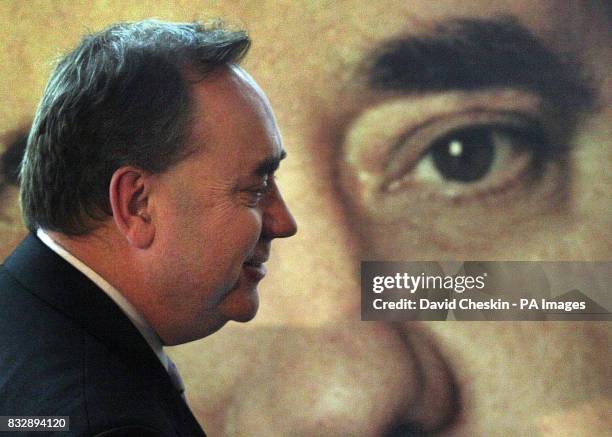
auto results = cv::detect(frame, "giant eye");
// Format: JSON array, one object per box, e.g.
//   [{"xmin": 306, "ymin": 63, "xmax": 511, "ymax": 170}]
[
  {"xmin": 428, "ymin": 127, "xmax": 498, "ymax": 182},
  {"xmin": 427, "ymin": 124, "xmax": 547, "ymax": 183},
  {"xmin": 382, "ymin": 118, "xmax": 553, "ymax": 201},
  {"xmin": 337, "ymin": 93, "xmax": 568, "ymax": 255},
  {"xmin": 416, "ymin": 123, "xmax": 545, "ymax": 185}
]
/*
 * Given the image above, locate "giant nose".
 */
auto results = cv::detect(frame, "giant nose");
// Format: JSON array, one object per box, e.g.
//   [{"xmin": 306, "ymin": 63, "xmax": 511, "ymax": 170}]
[{"xmin": 222, "ymin": 322, "xmax": 458, "ymax": 436}]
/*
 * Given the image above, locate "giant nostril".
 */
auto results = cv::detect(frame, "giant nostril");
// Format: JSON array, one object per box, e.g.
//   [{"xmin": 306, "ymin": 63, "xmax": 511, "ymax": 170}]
[
  {"xmin": 389, "ymin": 326, "xmax": 462, "ymax": 435},
  {"xmin": 383, "ymin": 422, "xmax": 430, "ymax": 437}
]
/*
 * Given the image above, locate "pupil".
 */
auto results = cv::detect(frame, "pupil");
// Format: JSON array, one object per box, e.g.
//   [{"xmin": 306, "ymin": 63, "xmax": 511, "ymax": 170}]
[{"xmin": 431, "ymin": 128, "xmax": 495, "ymax": 182}]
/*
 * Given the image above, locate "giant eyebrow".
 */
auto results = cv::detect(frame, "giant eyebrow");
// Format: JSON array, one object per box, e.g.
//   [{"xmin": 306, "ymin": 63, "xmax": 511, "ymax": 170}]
[
  {"xmin": 367, "ymin": 17, "xmax": 595, "ymax": 110},
  {"xmin": 253, "ymin": 149, "xmax": 287, "ymax": 177},
  {"xmin": 0, "ymin": 127, "xmax": 28, "ymax": 195}
]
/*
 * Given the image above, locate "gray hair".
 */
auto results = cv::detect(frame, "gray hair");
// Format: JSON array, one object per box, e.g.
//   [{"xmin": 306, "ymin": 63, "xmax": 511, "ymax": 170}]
[{"xmin": 20, "ymin": 19, "xmax": 250, "ymax": 235}]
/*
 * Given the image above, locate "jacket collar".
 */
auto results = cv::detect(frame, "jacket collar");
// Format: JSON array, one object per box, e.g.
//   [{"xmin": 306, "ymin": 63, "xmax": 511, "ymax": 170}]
[
  {"xmin": 3, "ymin": 233, "xmax": 206, "ymax": 436},
  {"xmin": 4, "ymin": 233, "xmax": 166, "ymax": 376}
]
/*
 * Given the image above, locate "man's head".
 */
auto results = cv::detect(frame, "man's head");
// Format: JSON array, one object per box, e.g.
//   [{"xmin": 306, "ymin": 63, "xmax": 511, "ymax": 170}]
[
  {"xmin": 135, "ymin": 65, "xmax": 297, "ymax": 344},
  {"xmin": 20, "ymin": 19, "xmax": 250, "ymax": 235},
  {"xmin": 19, "ymin": 19, "xmax": 297, "ymax": 345}
]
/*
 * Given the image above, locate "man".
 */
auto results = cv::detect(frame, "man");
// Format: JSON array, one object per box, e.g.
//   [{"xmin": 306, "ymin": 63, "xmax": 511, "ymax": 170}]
[
  {"xmin": 0, "ymin": 19, "xmax": 296, "ymax": 436},
  {"xmin": 1, "ymin": 1, "xmax": 610, "ymax": 436}
]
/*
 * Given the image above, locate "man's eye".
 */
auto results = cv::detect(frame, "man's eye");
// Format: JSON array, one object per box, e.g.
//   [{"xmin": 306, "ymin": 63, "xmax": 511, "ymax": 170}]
[
  {"xmin": 382, "ymin": 123, "xmax": 549, "ymax": 199},
  {"xmin": 244, "ymin": 179, "xmax": 272, "ymax": 207},
  {"xmin": 249, "ymin": 186, "xmax": 266, "ymax": 200}
]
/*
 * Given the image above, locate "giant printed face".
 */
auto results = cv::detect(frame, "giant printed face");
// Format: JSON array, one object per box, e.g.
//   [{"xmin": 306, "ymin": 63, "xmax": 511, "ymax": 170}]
[{"xmin": 1, "ymin": 1, "xmax": 610, "ymax": 435}]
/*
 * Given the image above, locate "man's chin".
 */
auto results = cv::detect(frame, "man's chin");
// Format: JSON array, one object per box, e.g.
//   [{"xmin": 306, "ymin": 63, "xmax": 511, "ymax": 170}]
[
  {"xmin": 232, "ymin": 309, "xmax": 258, "ymax": 323},
  {"xmin": 220, "ymin": 285, "xmax": 260, "ymax": 323}
]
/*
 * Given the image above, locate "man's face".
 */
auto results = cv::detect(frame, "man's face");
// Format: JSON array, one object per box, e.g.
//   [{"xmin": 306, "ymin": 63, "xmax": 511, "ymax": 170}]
[{"xmin": 144, "ymin": 66, "xmax": 296, "ymax": 345}]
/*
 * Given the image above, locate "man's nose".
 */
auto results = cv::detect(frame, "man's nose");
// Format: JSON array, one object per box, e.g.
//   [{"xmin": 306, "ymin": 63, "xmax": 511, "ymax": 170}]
[{"xmin": 261, "ymin": 183, "xmax": 298, "ymax": 239}]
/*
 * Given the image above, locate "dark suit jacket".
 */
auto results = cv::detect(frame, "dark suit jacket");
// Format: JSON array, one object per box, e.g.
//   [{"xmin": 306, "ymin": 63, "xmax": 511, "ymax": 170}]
[{"xmin": 0, "ymin": 234, "xmax": 206, "ymax": 436}]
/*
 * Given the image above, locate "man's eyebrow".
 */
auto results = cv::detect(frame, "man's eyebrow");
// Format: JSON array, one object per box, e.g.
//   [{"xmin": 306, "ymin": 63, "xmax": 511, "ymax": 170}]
[
  {"xmin": 367, "ymin": 17, "xmax": 595, "ymax": 110},
  {"xmin": 253, "ymin": 149, "xmax": 287, "ymax": 176}
]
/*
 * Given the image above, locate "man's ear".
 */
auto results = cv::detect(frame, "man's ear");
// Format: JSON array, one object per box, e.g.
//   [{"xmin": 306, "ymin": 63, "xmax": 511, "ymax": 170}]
[{"xmin": 109, "ymin": 166, "xmax": 155, "ymax": 249}]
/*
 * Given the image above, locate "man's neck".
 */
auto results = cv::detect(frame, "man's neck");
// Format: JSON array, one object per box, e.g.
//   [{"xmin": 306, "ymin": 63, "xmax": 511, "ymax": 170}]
[
  {"xmin": 36, "ymin": 228, "xmax": 170, "ymax": 369},
  {"xmin": 45, "ymin": 227, "xmax": 137, "ymax": 302}
]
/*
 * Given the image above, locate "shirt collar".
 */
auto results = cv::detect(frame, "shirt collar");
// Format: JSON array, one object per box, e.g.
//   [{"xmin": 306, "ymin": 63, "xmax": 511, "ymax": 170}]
[{"xmin": 36, "ymin": 228, "xmax": 171, "ymax": 372}]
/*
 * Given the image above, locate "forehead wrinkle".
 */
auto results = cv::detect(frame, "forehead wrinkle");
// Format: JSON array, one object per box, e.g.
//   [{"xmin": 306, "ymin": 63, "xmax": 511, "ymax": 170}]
[{"xmin": 365, "ymin": 16, "xmax": 596, "ymax": 111}]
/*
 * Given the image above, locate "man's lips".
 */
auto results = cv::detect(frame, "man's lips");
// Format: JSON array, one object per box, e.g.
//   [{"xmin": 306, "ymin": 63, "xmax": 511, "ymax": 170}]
[
  {"xmin": 245, "ymin": 252, "xmax": 269, "ymax": 266},
  {"xmin": 243, "ymin": 258, "xmax": 268, "ymax": 281}
]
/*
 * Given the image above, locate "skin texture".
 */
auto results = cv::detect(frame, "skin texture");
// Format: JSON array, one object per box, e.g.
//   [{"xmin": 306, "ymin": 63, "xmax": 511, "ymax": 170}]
[{"xmin": 1, "ymin": 1, "xmax": 610, "ymax": 435}]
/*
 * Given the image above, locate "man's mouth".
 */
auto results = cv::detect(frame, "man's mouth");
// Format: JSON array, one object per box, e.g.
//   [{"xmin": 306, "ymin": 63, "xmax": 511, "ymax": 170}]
[{"xmin": 243, "ymin": 259, "xmax": 268, "ymax": 281}]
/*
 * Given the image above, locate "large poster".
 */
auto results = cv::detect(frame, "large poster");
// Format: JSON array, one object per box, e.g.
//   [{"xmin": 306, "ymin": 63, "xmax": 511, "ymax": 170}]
[{"xmin": 1, "ymin": 1, "xmax": 610, "ymax": 435}]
